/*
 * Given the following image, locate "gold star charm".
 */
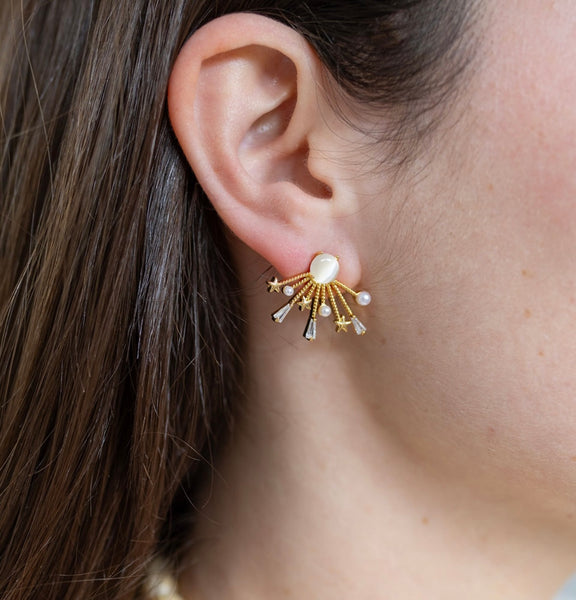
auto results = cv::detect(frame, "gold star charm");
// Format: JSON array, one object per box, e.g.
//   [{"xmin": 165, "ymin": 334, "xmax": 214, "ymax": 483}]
[
  {"xmin": 267, "ymin": 277, "xmax": 282, "ymax": 293},
  {"xmin": 298, "ymin": 295, "xmax": 312, "ymax": 311},
  {"xmin": 335, "ymin": 315, "xmax": 351, "ymax": 333}
]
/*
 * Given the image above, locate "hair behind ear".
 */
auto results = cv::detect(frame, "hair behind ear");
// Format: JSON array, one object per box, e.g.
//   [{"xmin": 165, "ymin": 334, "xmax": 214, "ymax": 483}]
[{"xmin": 0, "ymin": 3, "xmax": 243, "ymax": 598}]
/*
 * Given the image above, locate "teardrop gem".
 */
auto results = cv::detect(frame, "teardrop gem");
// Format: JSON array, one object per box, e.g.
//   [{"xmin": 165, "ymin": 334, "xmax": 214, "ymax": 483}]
[
  {"xmin": 304, "ymin": 318, "xmax": 317, "ymax": 341},
  {"xmin": 272, "ymin": 303, "xmax": 293, "ymax": 323},
  {"xmin": 351, "ymin": 316, "xmax": 367, "ymax": 336}
]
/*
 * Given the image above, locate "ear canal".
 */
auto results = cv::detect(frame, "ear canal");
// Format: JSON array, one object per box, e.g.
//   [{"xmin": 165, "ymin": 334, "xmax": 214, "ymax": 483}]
[
  {"xmin": 243, "ymin": 96, "xmax": 296, "ymax": 149},
  {"xmin": 241, "ymin": 94, "xmax": 331, "ymax": 199}
]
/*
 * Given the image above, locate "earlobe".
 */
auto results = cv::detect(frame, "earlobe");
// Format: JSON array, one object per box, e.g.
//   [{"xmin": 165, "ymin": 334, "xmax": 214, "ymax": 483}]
[{"xmin": 168, "ymin": 13, "xmax": 361, "ymax": 284}]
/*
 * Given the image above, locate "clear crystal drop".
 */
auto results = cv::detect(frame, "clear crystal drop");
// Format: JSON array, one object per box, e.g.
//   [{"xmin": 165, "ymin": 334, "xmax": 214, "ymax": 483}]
[
  {"xmin": 351, "ymin": 316, "xmax": 367, "ymax": 336},
  {"xmin": 272, "ymin": 303, "xmax": 292, "ymax": 323},
  {"xmin": 304, "ymin": 318, "xmax": 317, "ymax": 341}
]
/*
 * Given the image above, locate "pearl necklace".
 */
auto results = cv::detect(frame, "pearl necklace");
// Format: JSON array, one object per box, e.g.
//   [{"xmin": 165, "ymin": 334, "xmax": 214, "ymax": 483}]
[{"xmin": 145, "ymin": 562, "xmax": 184, "ymax": 600}]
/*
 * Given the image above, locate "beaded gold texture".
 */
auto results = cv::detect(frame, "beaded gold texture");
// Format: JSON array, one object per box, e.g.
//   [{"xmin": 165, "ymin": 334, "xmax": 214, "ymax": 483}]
[{"xmin": 267, "ymin": 252, "xmax": 371, "ymax": 341}]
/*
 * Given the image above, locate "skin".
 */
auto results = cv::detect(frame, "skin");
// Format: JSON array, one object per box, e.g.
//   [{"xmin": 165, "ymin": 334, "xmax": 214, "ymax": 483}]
[{"xmin": 169, "ymin": 1, "xmax": 576, "ymax": 598}]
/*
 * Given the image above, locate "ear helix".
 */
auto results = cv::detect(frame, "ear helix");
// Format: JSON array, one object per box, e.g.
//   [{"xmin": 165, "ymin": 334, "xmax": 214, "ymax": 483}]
[{"xmin": 267, "ymin": 252, "xmax": 372, "ymax": 341}]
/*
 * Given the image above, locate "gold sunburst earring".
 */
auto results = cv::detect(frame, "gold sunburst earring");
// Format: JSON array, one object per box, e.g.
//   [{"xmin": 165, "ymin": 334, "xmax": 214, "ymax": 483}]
[{"xmin": 267, "ymin": 252, "xmax": 372, "ymax": 341}]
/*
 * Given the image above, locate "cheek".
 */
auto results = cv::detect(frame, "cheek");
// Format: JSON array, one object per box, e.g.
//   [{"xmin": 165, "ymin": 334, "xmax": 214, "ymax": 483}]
[
  {"xmin": 501, "ymin": 113, "xmax": 576, "ymax": 239},
  {"xmin": 389, "ymin": 15, "xmax": 576, "ymax": 508},
  {"xmin": 366, "ymin": 1, "xmax": 576, "ymax": 517},
  {"xmin": 463, "ymin": 13, "xmax": 576, "ymax": 290},
  {"xmin": 477, "ymin": 3, "xmax": 576, "ymax": 235}
]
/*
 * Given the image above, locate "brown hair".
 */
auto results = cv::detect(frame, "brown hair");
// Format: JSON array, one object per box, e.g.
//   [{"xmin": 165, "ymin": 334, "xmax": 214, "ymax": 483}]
[{"xmin": 0, "ymin": 1, "xmax": 477, "ymax": 598}]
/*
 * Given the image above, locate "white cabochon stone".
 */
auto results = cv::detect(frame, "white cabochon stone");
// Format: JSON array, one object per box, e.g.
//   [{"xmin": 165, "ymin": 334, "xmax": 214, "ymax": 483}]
[{"xmin": 310, "ymin": 253, "xmax": 339, "ymax": 284}]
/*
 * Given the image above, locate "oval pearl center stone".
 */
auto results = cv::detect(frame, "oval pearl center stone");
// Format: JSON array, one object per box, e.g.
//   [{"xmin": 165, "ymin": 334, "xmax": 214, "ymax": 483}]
[{"xmin": 310, "ymin": 253, "xmax": 340, "ymax": 284}]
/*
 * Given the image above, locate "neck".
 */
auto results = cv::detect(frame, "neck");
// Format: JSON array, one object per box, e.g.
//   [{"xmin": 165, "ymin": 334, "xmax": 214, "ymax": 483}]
[{"xmin": 179, "ymin": 254, "xmax": 576, "ymax": 599}]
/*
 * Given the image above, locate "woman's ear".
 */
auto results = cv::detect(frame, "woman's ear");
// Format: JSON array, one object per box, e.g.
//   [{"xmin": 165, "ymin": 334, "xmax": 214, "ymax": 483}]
[{"xmin": 167, "ymin": 13, "xmax": 361, "ymax": 283}]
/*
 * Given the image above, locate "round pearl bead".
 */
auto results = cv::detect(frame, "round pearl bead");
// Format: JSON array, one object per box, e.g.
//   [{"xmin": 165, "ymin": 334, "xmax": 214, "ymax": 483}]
[
  {"xmin": 318, "ymin": 304, "xmax": 332, "ymax": 318},
  {"xmin": 283, "ymin": 285, "xmax": 295, "ymax": 297},
  {"xmin": 310, "ymin": 253, "xmax": 340, "ymax": 284},
  {"xmin": 356, "ymin": 291, "xmax": 372, "ymax": 306}
]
